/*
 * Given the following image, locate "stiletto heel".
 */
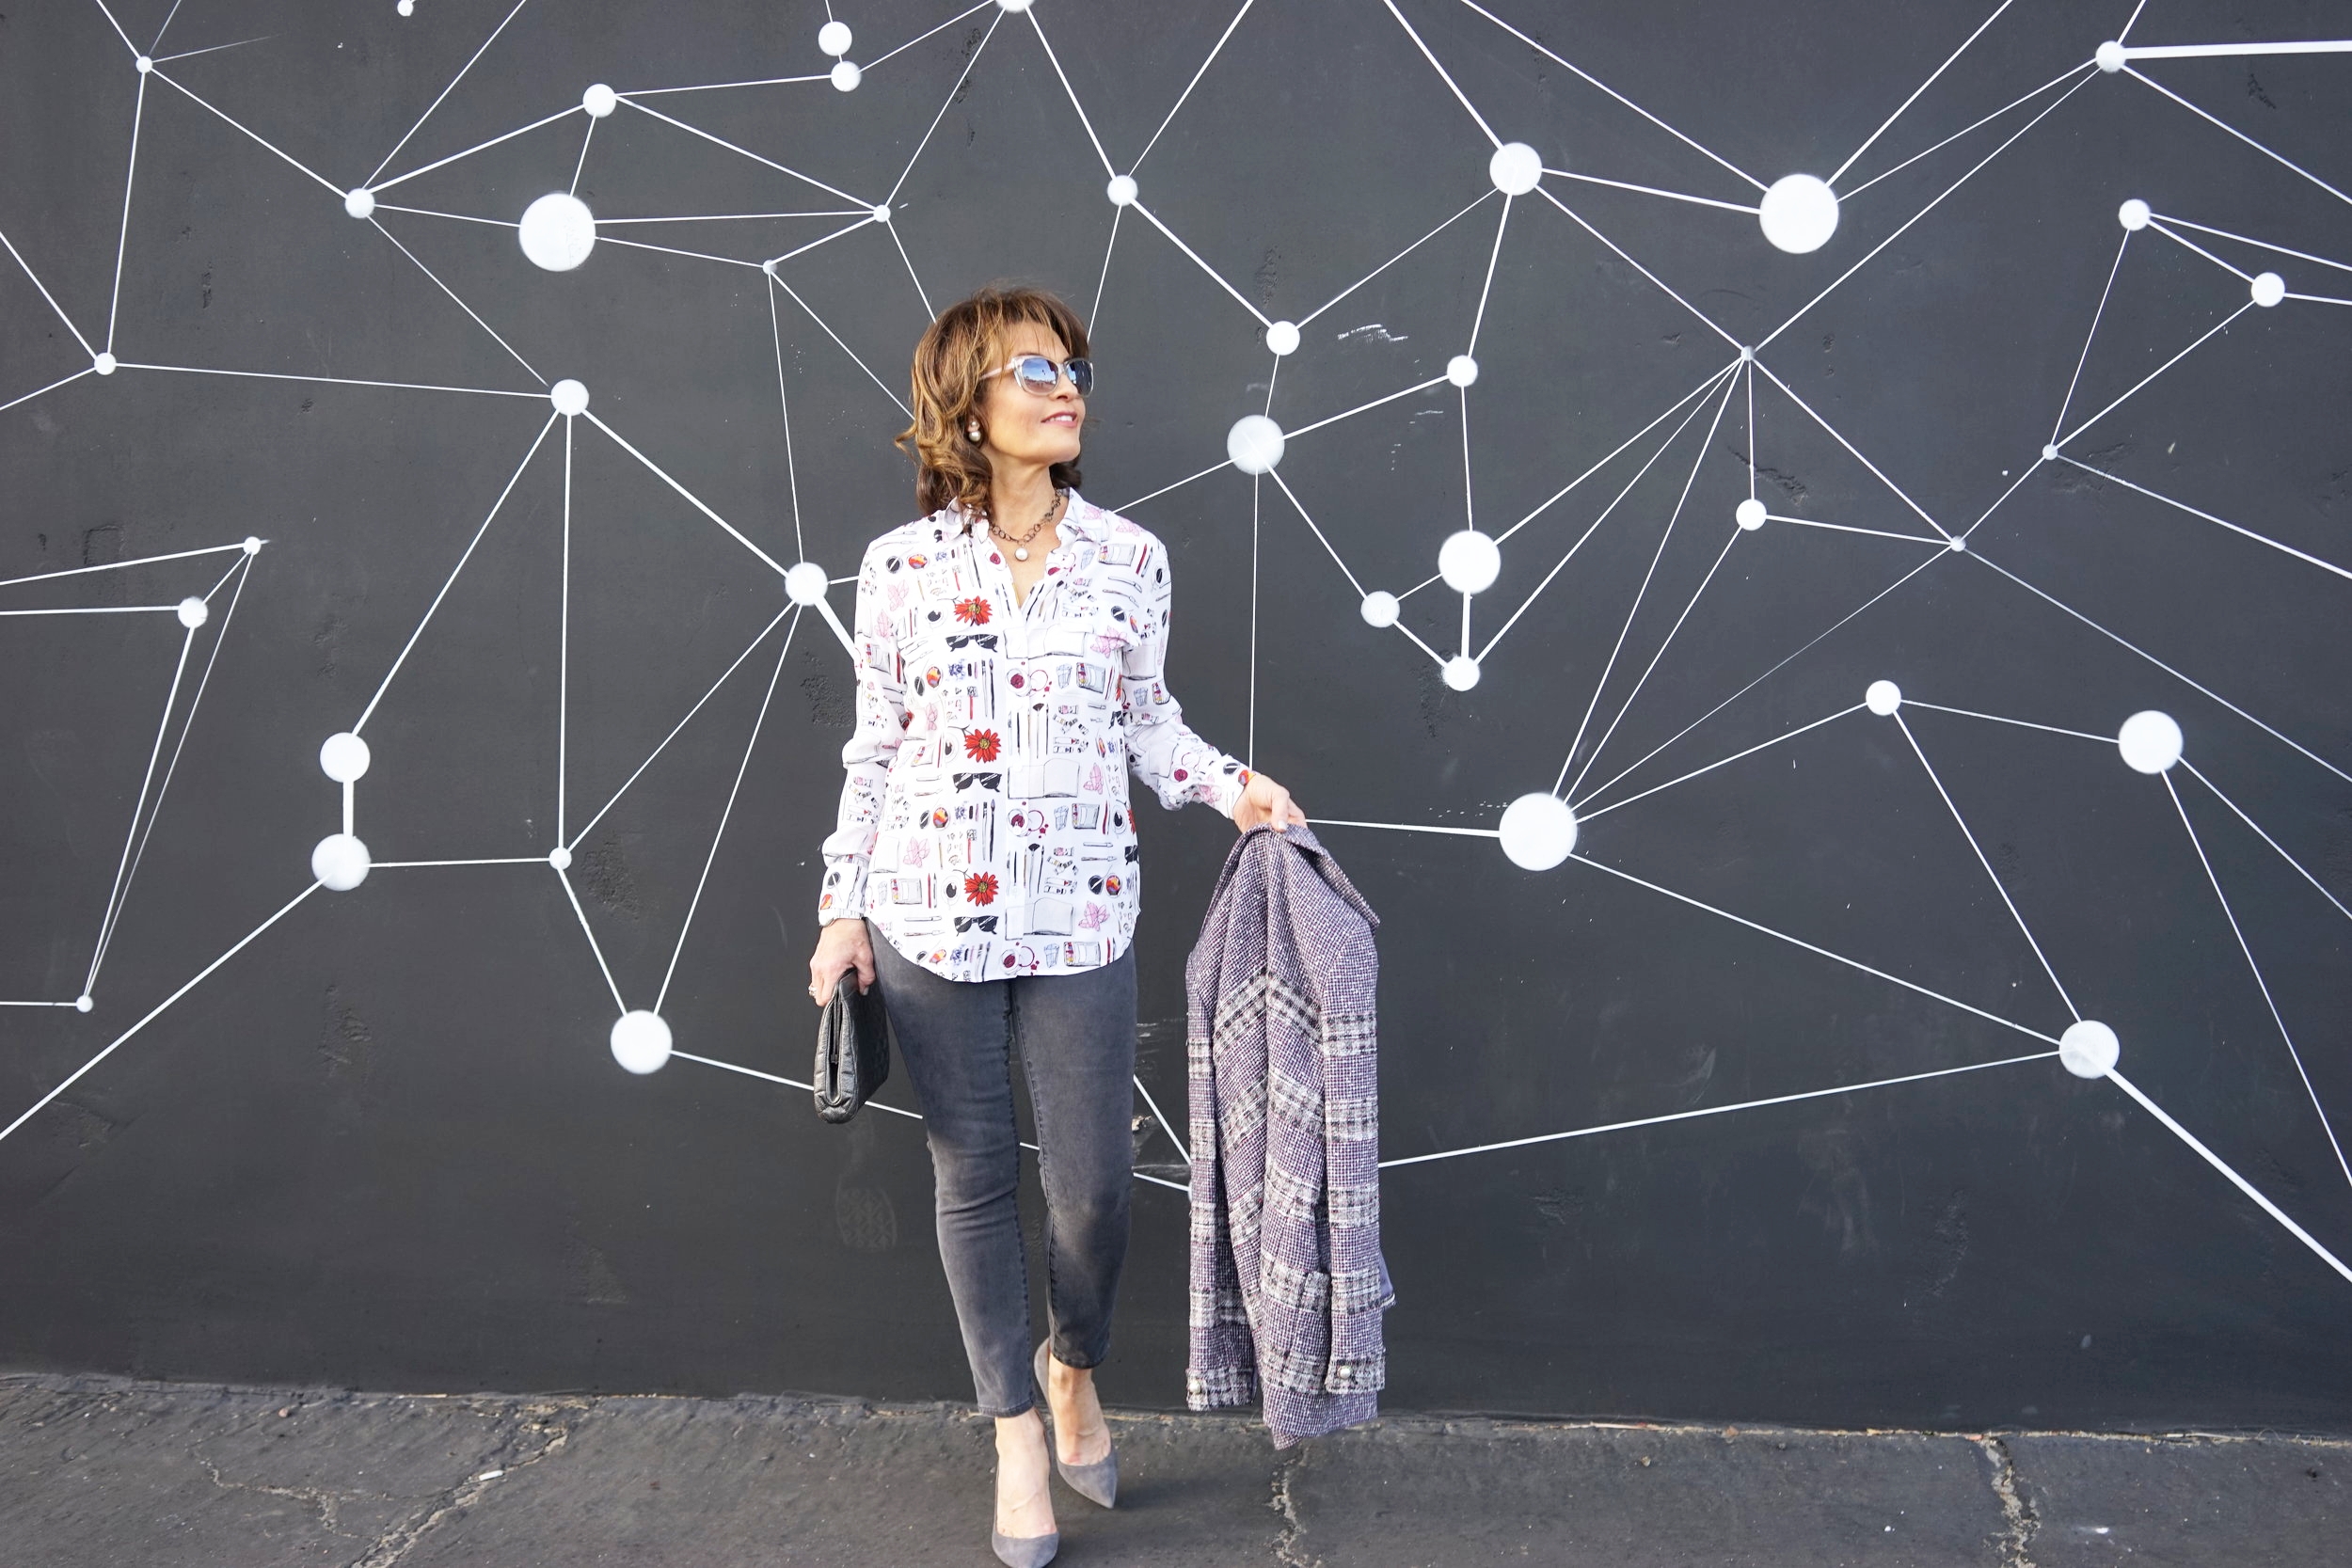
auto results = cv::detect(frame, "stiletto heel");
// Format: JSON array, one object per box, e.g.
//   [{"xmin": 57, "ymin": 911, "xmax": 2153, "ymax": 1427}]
[{"xmin": 1034, "ymin": 1339, "xmax": 1120, "ymax": 1509}]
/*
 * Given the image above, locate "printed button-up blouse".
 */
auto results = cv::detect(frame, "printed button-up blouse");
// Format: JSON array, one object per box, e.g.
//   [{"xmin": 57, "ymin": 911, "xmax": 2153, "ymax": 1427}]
[{"xmin": 818, "ymin": 493, "xmax": 1253, "ymax": 983}]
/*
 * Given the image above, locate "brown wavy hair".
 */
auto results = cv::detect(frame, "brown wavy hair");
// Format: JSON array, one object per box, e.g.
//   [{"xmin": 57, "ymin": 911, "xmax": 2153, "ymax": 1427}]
[{"xmin": 895, "ymin": 284, "xmax": 1090, "ymax": 526}]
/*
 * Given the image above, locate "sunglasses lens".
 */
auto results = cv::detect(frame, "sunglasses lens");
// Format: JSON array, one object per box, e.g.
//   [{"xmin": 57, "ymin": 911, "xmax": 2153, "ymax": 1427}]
[
  {"xmin": 1016, "ymin": 356, "xmax": 1058, "ymax": 394},
  {"xmin": 1067, "ymin": 358, "xmax": 1094, "ymax": 395}
]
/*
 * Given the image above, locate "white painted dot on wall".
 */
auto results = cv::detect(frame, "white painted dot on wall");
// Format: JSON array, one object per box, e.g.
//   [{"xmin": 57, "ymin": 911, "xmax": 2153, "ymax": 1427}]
[
  {"xmin": 311, "ymin": 833, "xmax": 372, "ymax": 892},
  {"xmin": 1759, "ymin": 174, "xmax": 1838, "ymax": 254},
  {"xmin": 1499, "ymin": 793, "xmax": 1578, "ymax": 869},
  {"xmin": 1488, "ymin": 142, "xmax": 1542, "ymax": 196},
  {"xmin": 2059, "ymin": 1020, "xmax": 2120, "ymax": 1078},
  {"xmin": 2118, "ymin": 711, "xmax": 2182, "ymax": 773},
  {"xmin": 517, "ymin": 193, "xmax": 596, "ymax": 271},
  {"xmin": 1438, "ymin": 531, "xmax": 1500, "ymax": 595},
  {"xmin": 319, "ymin": 732, "xmax": 372, "ymax": 783},
  {"xmin": 611, "ymin": 1010, "xmax": 674, "ymax": 1074},
  {"xmin": 1227, "ymin": 415, "xmax": 1284, "ymax": 474}
]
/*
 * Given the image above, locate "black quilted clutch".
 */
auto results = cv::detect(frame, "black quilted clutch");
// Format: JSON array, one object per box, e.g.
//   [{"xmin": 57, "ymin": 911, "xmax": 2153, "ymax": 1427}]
[{"xmin": 814, "ymin": 975, "xmax": 891, "ymax": 1123}]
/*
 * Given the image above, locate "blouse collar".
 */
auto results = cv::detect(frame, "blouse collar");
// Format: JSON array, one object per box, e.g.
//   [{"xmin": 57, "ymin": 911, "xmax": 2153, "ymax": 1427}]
[{"xmin": 946, "ymin": 491, "xmax": 1103, "ymax": 548}]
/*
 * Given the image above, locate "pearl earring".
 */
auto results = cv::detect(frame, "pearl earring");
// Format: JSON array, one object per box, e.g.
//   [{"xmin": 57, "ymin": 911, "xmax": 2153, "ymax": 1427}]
[{"xmin": 966, "ymin": 420, "xmax": 981, "ymax": 441}]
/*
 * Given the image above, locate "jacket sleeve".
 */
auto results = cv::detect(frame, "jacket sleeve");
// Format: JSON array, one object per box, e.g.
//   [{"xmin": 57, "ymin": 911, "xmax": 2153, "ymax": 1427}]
[
  {"xmin": 1120, "ymin": 548, "xmax": 1251, "ymax": 816},
  {"xmin": 816, "ymin": 543, "xmax": 905, "ymax": 924}
]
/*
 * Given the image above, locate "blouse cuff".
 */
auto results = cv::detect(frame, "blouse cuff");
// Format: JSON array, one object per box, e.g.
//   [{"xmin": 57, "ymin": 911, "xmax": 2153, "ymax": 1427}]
[{"xmin": 817, "ymin": 857, "xmax": 868, "ymax": 925}]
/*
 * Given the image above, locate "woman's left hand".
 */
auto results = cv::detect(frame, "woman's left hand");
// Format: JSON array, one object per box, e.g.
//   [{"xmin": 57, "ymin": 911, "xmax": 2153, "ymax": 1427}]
[{"xmin": 1231, "ymin": 770, "xmax": 1307, "ymax": 832}]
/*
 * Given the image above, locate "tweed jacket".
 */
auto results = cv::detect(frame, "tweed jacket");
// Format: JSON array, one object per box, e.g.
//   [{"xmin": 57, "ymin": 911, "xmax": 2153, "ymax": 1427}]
[{"xmin": 1184, "ymin": 823, "xmax": 1392, "ymax": 1448}]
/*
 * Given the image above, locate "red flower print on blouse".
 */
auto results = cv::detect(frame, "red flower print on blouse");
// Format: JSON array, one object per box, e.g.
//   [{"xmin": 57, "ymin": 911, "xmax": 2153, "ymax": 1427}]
[
  {"xmin": 963, "ymin": 729, "xmax": 1002, "ymax": 762},
  {"xmin": 963, "ymin": 871, "xmax": 999, "ymax": 906},
  {"xmin": 954, "ymin": 595, "xmax": 992, "ymax": 625}
]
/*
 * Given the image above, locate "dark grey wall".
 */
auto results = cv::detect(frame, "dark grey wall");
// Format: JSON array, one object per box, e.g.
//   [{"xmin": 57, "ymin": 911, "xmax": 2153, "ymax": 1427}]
[{"xmin": 4, "ymin": 0, "xmax": 2349, "ymax": 1433}]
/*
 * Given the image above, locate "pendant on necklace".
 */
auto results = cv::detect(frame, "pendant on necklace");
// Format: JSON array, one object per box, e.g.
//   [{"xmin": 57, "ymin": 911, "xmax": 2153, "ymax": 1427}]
[{"xmin": 1013, "ymin": 546, "xmax": 1028, "ymax": 561}]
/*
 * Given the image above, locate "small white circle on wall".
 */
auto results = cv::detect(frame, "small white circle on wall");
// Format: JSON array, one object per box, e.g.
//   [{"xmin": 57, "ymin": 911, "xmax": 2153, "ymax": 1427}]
[
  {"xmin": 831, "ymin": 59, "xmax": 861, "ymax": 91},
  {"xmin": 581, "ymin": 84, "xmax": 617, "ymax": 118},
  {"xmin": 1446, "ymin": 355, "xmax": 1479, "ymax": 388},
  {"xmin": 1265, "ymin": 321, "xmax": 1300, "ymax": 356},
  {"xmin": 1359, "ymin": 591, "xmax": 1400, "ymax": 628},
  {"xmin": 549, "ymin": 379, "xmax": 590, "ymax": 416},
  {"xmin": 1442, "ymin": 655, "xmax": 1481, "ymax": 690},
  {"xmin": 1735, "ymin": 499, "xmax": 1767, "ymax": 531},
  {"xmin": 1866, "ymin": 680, "xmax": 1902, "ymax": 716},
  {"xmin": 344, "ymin": 187, "xmax": 376, "ymax": 219},
  {"xmin": 818, "ymin": 21, "xmax": 853, "ymax": 57},
  {"xmin": 2251, "ymin": 272, "xmax": 2285, "ymax": 308},
  {"xmin": 2117, "ymin": 198, "xmax": 2150, "ymax": 230},
  {"xmin": 176, "ymin": 597, "xmax": 209, "ymax": 628},
  {"xmin": 1105, "ymin": 174, "xmax": 1138, "ymax": 207}
]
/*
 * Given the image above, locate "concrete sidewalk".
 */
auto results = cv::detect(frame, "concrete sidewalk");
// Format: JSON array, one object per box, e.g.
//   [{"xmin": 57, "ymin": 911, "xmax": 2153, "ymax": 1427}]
[{"xmin": 0, "ymin": 1374, "xmax": 2342, "ymax": 1566}]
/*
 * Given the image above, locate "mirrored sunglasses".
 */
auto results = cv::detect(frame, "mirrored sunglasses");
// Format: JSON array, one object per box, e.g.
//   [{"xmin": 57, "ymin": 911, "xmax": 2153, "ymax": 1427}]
[{"xmin": 982, "ymin": 354, "xmax": 1095, "ymax": 397}]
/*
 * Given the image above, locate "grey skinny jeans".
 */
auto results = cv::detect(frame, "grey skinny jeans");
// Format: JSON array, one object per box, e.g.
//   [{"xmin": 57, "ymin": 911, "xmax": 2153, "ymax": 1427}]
[{"xmin": 870, "ymin": 937, "xmax": 1137, "ymax": 1418}]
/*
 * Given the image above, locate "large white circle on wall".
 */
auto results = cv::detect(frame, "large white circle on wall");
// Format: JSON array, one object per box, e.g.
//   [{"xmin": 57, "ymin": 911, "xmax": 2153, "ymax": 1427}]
[
  {"xmin": 1488, "ymin": 142, "xmax": 1543, "ymax": 196},
  {"xmin": 1438, "ymin": 530, "xmax": 1501, "ymax": 594},
  {"xmin": 2117, "ymin": 710, "xmax": 2182, "ymax": 773},
  {"xmin": 1441, "ymin": 655, "xmax": 1481, "ymax": 690},
  {"xmin": 785, "ymin": 562, "xmax": 832, "ymax": 604},
  {"xmin": 1759, "ymin": 174, "xmax": 1839, "ymax": 254},
  {"xmin": 1359, "ymin": 591, "xmax": 1400, "ymax": 628},
  {"xmin": 581, "ymin": 83, "xmax": 618, "ymax": 118},
  {"xmin": 1227, "ymin": 415, "xmax": 1285, "ymax": 474},
  {"xmin": 1265, "ymin": 320, "xmax": 1300, "ymax": 356},
  {"xmin": 1865, "ymin": 680, "xmax": 1902, "ymax": 716},
  {"xmin": 1499, "ymin": 793, "xmax": 1578, "ymax": 869},
  {"xmin": 311, "ymin": 832, "xmax": 372, "ymax": 892},
  {"xmin": 518, "ymin": 193, "xmax": 596, "ymax": 271},
  {"xmin": 818, "ymin": 21, "xmax": 852, "ymax": 56},
  {"xmin": 611, "ymin": 1010, "xmax": 674, "ymax": 1074},
  {"xmin": 2058, "ymin": 1020, "xmax": 2120, "ymax": 1079},
  {"xmin": 319, "ymin": 731, "xmax": 372, "ymax": 783}
]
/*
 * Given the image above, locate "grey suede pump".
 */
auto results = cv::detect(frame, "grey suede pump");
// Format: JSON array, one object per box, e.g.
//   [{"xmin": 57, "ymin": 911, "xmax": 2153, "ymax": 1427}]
[
  {"xmin": 991, "ymin": 1414, "xmax": 1057, "ymax": 1568},
  {"xmin": 990, "ymin": 1521, "xmax": 1058, "ymax": 1568},
  {"xmin": 1033, "ymin": 1340, "xmax": 1120, "ymax": 1509}
]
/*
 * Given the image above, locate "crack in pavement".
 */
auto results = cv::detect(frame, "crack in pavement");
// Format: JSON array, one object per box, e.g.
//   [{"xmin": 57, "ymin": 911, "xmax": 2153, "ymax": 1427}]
[
  {"xmin": 1975, "ymin": 1435, "xmax": 2042, "ymax": 1568},
  {"xmin": 194, "ymin": 1446, "xmax": 355, "ymax": 1539},
  {"xmin": 1270, "ymin": 1442, "xmax": 1320, "ymax": 1567},
  {"xmin": 347, "ymin": 1400, "xmax": 588, "ymax": 1568}
]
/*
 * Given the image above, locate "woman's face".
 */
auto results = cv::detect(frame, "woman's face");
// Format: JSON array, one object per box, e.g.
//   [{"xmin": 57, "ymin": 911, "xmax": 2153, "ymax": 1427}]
[{"xmin": 974, "ymin": 323, "xmax": 1085, "ymax": 473}]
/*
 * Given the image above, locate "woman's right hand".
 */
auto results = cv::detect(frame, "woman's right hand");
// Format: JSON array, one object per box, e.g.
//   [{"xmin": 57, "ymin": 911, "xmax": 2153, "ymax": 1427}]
[{"xmin": 808, "ymin": 917, "xmax": 876, "ymax": 1007}]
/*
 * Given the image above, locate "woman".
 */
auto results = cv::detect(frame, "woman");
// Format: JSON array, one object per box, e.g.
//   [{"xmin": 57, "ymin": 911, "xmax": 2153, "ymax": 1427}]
[{"xmin": 807, "ymin": 285, "xmax": 1305, "ymax": 1565}]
